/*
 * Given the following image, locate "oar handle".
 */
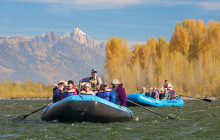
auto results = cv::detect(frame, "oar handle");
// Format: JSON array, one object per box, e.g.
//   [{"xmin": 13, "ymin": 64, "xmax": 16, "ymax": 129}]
[{"xmin": 29, "ymin": 105, "xmax": 49, "ymax": 115}]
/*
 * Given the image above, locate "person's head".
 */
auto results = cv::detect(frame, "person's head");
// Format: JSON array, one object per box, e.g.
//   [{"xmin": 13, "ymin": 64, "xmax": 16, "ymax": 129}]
[
  {"xmin": 165, "ymin": 80, "xmax": 168, "ymax": 84},
  {"xmin": 152, "ymin": 87, "xmax": 156, "ymax": 91},
  {"xmin": 84, "ymin": 82, "xmax": 91, "ymax": 92},
  {"xmin": 111, "ymin": 79, "xmax": 120, "ymax": 88},
  {"xmin": 68, "ymin": 80, "xmax": 74, "ymax": 89},
  {"xmin": 80, "ymin": 82, "xmax": 86, "ymax": 90},
  {"xmin": 159, "ymin": 88, "xmax": 164, "ymax": 93},
  {"xmin": 91, "ymin": 69, "xmax": 97, "ymax": 78},
  {"xmin": 58, "ymin": 81, "xmax": 64, "ymax": 90},
  {"xmin": 141, "ymin": 87, "xmax": 147, "ymax": 93},
  {"xmin": 101, "ymin": 83, "xmax": 108, "ymax": 91}
]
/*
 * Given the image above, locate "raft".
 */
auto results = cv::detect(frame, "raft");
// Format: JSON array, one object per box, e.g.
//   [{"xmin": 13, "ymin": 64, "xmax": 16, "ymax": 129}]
[
  {"xmin": 41, "ymin": 95, "xmax": 133, "ymax": 122},
  {"xmin": 127, "ymin": 93, "xmax": 184, "ymax": 107}
]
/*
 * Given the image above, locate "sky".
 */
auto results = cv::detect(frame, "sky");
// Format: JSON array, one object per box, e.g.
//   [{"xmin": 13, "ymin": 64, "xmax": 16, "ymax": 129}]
[{"xmin": 0, "ymin": 0, "xmax": 220, "ymax": 42}]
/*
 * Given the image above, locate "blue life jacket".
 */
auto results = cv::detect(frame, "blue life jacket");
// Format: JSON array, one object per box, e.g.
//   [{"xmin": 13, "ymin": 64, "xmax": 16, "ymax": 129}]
[
  {"xmin": 63, "ymin": 92, "xmax": 74, "ymax": 98},
  {"xmin": 145, "ymin": 91, "xmax": 150, "ymax": 97},
  {"xmin": 97, "ymin": 90, "xmax": 116, "ymax": 103}
]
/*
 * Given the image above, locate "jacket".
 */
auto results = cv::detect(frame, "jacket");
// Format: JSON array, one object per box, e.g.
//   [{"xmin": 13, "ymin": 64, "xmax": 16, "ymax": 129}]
[{"xmin": 116, "ymin": 84, "xmax": 127, "ymax": 106}]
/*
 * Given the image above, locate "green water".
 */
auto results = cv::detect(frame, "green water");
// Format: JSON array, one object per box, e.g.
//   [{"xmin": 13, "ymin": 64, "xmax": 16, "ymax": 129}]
[{"xmin": 0, "ymin": 100, "xmax": 219, "ymax": 140}]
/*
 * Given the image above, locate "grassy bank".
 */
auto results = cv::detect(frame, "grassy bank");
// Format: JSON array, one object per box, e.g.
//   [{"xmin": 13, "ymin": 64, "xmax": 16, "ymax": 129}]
[{"xmin": 0, "ymin": 79, "xmax": 53, "ymax": 99}]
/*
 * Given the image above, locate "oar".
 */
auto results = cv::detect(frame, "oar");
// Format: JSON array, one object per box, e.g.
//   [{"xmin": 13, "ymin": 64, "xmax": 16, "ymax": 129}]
[
  {"xmin": 13, "ymin": 103, "xmax": 52, "ymax": 121},
  {"xmin": 127, "ymin": 100, "xmax": 174, "ymax": 119},
  {"xmin": 180, "ymin": 95, "xmax": 211, "ymax": 102}
]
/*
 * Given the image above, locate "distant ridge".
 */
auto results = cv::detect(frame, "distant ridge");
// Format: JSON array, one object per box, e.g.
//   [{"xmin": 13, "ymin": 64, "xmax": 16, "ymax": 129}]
[{"xmin": 0, "ymin": 28, "xmax": 106, "ymax": 84}]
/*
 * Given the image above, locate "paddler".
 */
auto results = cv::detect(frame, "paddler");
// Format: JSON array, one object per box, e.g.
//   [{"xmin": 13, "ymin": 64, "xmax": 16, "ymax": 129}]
[{"xmin": 81, "ymin": 69, "xmax": 102, "ymax": 94}]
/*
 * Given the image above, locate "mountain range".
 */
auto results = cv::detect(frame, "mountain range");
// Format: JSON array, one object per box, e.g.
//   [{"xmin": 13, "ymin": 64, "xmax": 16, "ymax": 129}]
[{"xmin": 0, "ymin": 28, "xmax": 106, "ymax": 84}]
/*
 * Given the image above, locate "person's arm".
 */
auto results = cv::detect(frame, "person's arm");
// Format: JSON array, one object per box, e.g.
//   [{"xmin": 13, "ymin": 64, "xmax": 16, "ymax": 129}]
[
  {"xmin": 119, "ymin": 88, "xmax": 127, "ymax": 106},
  {"xmin": 169, "ymin": 83, "xmax": 173, "ymax": 88},
  {"xmin": 97, "ymin": 77, "xmax": 102, "ymax": 86},
  {"xmin": 53, "ymin": 89, "xmax": 60, "ymax": 103},
  {"xmin": 110, "ymin": 91, "xmax": 116, "ymax": 103}
]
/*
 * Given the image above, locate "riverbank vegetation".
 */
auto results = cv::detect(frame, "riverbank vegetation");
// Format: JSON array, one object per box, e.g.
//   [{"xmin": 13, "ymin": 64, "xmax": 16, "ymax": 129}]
[
  {"xmin": 105, "ymin": 19, "xmax": 220, "ymax": 97},
  {"xmin": 0, "ymin": 79, "xmax": 53, "ymax": 99}
]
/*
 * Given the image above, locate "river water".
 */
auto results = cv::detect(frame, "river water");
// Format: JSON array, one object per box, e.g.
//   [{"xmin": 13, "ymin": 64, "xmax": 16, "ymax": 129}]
[{"xmin": 0, "ymin": 99, "xmax": 219, "ymax": 140}]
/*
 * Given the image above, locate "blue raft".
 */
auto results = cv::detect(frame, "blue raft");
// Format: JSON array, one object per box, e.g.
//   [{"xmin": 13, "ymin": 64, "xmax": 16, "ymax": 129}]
[
  {"xmin": 127, "ymin": 93, "xmax": 184, "ymax": 107},
  {"xmin": 41, "ymin": 95, "xmax": 133, "ymax": 122}
]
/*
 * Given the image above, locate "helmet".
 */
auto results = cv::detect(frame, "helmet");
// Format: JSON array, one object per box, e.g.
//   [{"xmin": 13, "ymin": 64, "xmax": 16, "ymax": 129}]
[{"xmin": 111, "ymin": 79, "xmax": 120, "ymax": 85}]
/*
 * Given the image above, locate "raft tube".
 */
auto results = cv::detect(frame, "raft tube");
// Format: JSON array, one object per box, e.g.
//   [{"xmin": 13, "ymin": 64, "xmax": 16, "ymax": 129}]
[
  {"xmin": 127, "ymin": 93, "xmax": 184, "ymax": 107},
  {"xmin": 41, "ymin": 95, "xmax": 133, "ymax": 122}
]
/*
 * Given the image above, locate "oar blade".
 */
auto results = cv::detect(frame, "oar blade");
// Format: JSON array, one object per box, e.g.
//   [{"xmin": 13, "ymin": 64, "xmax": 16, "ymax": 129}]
[
  {"xmin": 13, "ymin": 114, "xmax": 29, "ymax": 121},
  {"xmin": 202, "ymin": 98, "xmax": 211, "ymax": 102}
]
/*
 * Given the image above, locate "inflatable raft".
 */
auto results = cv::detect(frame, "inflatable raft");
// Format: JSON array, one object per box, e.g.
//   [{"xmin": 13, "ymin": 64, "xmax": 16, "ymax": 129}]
[
  {"xmin": 41, "ymin": 95, "xmax": 133, "ymax": 122},
  {"xmin": 127, "ymin": 93, "xmax": 184, "ymax": 107}
]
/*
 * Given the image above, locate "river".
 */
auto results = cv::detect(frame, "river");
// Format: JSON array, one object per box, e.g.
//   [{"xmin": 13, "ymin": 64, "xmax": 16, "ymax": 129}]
[{"xmin": 0, "ymin": 99, "xmax": 219, "ymax": 140}]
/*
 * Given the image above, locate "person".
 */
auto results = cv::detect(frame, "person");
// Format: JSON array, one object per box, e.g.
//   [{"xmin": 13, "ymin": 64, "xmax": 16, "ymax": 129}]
[
  {"xmin": 110, "ymin": 79, "xmax": 119, "ymax": 101},
  {"xmin": 162, "ymin": 80, "xmax": 173, "ymax": 90},
  {"xmin": 96, "ymin": 83, "xmax": 116, "ymax": 103},
  {"xmin": 145, "ymin": 87, "xmax": 152, "ymax": 97},
  {"xmin": 80, "ymin": 82, "xmax": 95, "ymax": 95},
  {"xmin": 159, "ymin": 88, "xmax": 164, "ymax": 100},
  {"xmin": 140, "ymin": 87, "xmax": 147, "ymax": 95},
  {"xmin": 81, "ymin": 69, "xmax": 102, "ymax": 94},
  {"xmin": 61, "ymin": 80, "xmax": 78, "ymax": 99},
  {"xmin": 168, "ymin": 88, "xmax": 176, "ymax": 100},
  {"xmin": 53, "ymin": 81, "xmax": 64, "ymax": 103},
  {"xmin": 151, "ymin": 87, "xmax": 159, "ymax": 99},
  {"xmin": 116, "ymin": 83, "xmax": 127, "ymax": 107}
]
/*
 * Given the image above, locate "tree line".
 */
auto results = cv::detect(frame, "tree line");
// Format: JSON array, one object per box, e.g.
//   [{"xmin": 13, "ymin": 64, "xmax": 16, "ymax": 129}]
[
  {"xmin": 105, "ymin": 19, "xmax": 220, "ymax": 97},
  {"xmin": 0, "ymin": 79, "xmax": 53, "ymax": 99}
]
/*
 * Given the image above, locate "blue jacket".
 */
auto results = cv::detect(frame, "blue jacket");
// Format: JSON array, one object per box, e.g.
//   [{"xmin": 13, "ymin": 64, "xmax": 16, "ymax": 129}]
[
  {"xmin": 97, "ymin": 90, "xmax": 116, "ymax": 103},
  {"xmin": 53, "ymin": 87, "xmax": 61, "ymax": 103}
]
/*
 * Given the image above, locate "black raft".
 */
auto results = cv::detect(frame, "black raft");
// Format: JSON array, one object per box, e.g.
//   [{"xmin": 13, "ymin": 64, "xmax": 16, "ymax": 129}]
[{"xmin": 41, "ymin": 95, "xmax": 133, "ymax": 123}]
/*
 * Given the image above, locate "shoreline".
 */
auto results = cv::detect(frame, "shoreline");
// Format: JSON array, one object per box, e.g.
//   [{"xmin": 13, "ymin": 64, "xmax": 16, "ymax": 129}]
[{"xmin": 0, "ymin": 97, "xmax": 219, "ymax": 100}]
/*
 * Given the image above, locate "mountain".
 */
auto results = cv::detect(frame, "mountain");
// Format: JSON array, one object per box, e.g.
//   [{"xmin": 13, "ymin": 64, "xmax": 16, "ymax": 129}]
[{"xmin": 0, "ymin": 28, "xmax": 106, "ymax": 84}]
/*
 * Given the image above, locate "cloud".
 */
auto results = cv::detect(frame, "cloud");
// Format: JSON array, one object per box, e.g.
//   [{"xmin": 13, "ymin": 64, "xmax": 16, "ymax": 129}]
[
  {"xmin": 196, "ymin": 1, "xmax": 220, "ymax": 10},
  {"xmin": 5, "ymin": 0, "xmax": 220, "ymax": 10}
]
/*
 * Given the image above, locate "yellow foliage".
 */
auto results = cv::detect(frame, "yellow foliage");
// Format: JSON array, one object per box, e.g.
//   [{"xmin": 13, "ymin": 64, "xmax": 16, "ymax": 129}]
[
  {"xmin": 0, "ymin": 79, "xmax": 53, "ymax": 99},
  {"xmin": 105, "ymin": 19, "xmax": 220, "ymax": 97}
]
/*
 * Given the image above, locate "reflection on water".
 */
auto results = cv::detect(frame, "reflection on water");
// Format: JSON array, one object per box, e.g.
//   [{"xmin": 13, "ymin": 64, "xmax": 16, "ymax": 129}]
[{"xmin": 0, "ymin": 100, "xmax": 219, "ymax": 139}]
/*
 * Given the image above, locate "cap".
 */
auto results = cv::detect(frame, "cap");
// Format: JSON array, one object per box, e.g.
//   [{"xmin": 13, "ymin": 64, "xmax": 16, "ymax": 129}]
[
  {"xmin": 111, "ymin": 79, "xmax": 120, "ymax": 85},
  {"xmin": 59, "ymin": 80, "xmax": 64, "ymax": 83},
  {"xmin": 102, "ymin": 82, "xmax": 108, "ymax": 87},
  {"xmin": 92, "ymin": 69, "xmax": 97, "ymax": 73}
]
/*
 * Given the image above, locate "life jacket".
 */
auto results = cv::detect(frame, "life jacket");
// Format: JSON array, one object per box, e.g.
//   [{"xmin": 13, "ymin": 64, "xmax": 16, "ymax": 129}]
[
  {"xmin": 151, "ymin": 90, "xmax": 159, "ymax": 99},
  {"xmin": 80, "ymin": 90, "xmax": 94, "ymax": 95},
  {"xmin": 89, "ymin": 77, "xmax": 98, "ymax": 91},
  {"xmin": 97, "ymin": 90, "xmax": 111, "ymax": 101}
]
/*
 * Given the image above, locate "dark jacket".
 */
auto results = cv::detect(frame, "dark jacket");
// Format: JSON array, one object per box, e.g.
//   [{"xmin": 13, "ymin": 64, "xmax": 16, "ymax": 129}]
[
  {"xmin": 116, "ymin": 84, "xmax": 127, "ymax": 106},
  {"xmin": 53, "ymin": 86, "xmax": 61, "ymax": 103}
]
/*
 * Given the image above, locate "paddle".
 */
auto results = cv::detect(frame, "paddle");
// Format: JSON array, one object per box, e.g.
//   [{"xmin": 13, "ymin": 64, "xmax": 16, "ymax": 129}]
[
  {"xmin": 127, "ymin": 100, "xmax": 174, "ymax": 119},
  {"xmin": 180, "ymin": 95, "xmax": 211, "ymax": 102},
  {"xmin": 13, "ymin": 103, "xmax": 52, "ymax": 121}
]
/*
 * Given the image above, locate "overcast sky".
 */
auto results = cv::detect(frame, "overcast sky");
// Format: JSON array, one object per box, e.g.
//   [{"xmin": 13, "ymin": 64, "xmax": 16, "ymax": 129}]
[{"xmin": 0, "ymin": 0, "xmax": 220, "ymax": 42}]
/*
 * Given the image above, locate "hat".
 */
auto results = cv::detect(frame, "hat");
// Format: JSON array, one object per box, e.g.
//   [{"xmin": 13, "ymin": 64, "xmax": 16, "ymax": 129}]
[
  {"xmin": 102, "ymin": 82, "xmax": 108, "ymax": 87},
  {"xmin": 58, "ymin": 80, "xmax": 65, "ymax": 84},
  {"xmin": 111, "ymin": 79, "xmax": 120, "ymax": 85},
  {"xmin": 91, "ymin": 69, "xmax": 97, "ymax": 73}
]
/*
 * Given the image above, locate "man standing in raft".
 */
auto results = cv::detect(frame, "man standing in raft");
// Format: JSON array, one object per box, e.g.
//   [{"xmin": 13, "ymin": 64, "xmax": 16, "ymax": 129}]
[
  {"xmin": 81, "ymin": 69, "xmax": 102, "ymax": 94},
  {"xmin": 162, "ymin": 80, "xmax": 173, "ymax": 90}
]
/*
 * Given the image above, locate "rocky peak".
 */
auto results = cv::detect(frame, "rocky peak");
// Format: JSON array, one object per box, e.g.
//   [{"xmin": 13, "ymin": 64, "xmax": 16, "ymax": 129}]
[{"xmin": 71, "ymin": 28, "xmax": 96, "ymax": 48}]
